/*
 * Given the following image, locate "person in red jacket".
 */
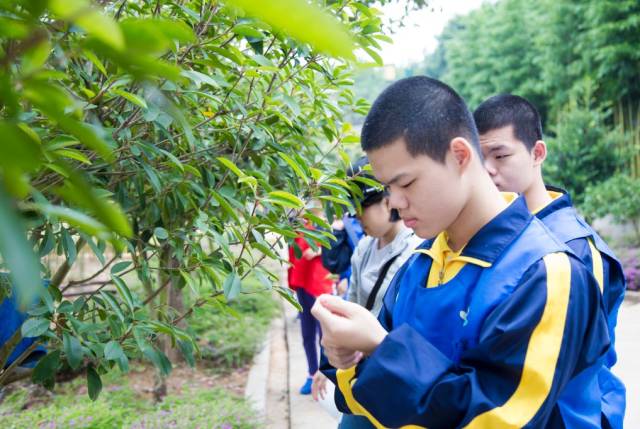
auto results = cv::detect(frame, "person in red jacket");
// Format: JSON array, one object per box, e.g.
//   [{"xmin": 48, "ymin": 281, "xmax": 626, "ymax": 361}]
[{"xmin": 288, "ymin": 220, "xmax": 334, "ymax": 395}]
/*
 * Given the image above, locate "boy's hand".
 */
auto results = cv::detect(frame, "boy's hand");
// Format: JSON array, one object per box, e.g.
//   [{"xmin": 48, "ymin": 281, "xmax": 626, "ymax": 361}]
[
  {"xmin": 312, "ymin": 372, "xmax": 328, "ymax": 401},
  {"xmin": 311, "ymin": 295, "xmax": 387, "ymax": 368}
]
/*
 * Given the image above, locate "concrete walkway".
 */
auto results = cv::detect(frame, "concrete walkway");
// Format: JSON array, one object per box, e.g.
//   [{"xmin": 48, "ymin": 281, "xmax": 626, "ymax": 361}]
[
  {"xmin": 285, "ymin": 302, "xmax": 340, "ymax": 428},
  {"xmin": 613, "ymin": 292, "xmax": 640, "ymax": 428},
  {"xmin": 246, "ymin": 299, "xmax": 340, "ymax": 429}
]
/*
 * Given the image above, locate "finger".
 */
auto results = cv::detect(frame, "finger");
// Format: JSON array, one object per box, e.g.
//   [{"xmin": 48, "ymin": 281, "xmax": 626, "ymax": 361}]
[
  {"xmin": 311, "ymin": 295, "xmax": 339, "ymax": 324},
  {"xmin": 317, "ymin": 294, "xmax": 360, "ymax": 318},
  {"xmin": 328, "ymin": 351, "xmax": 361, "ymax": 369},
  {"xmin": 323, "ymin": 344, "xmax": 356, "ymax": 361}
]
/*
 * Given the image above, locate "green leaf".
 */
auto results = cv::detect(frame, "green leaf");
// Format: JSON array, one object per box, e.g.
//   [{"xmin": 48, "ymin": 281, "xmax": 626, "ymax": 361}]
[
  {"xmin": 32, "ymin": 350, "xmax": 60, "ymax": 389},
  {"xmin": 274, "ymin": 286, "xmax": 302, "ymax": 311},
  {"xmin": 223, "ymin": 272, "xmax": 241, "ymax": 300},
  {"xmin": 233, "ymin": 24, "xmax": 265, "ymax": 39},
  {"xmin": 142, "ymin": 163, "xmax": 162, "ymax": 193},
  {"xmin": 0, "ymin": 185, "xmax": 42, "ymax": 310},
  {"xmin": 39, "ymin": 205, "xmax": 108, "ymax": 237},
  {"xmin": 303, "ymin": 211, "xmax": 332, "ymax": 230},
  {"xmin": 99, "ymin": 291, "xmax": 125, "ymax": 322},
  {"xmin": 227, "ymin": 0, "xmax": 356, "ymax": 59},
  {"xmin": 104, "ymin": 340, "xmax": 129, "ymax": 372},
  {"xmin": 251, "ymin": 54, "xmax": 275, "ymax": 68},
  {"xmin": 86, "ymin": 365, "xmax": 103, "ymax": 401},
  {"xmin": 63, "ymin": 332, "xmax": 83, "ymax": 370},
  {"xmin": 53, "ymin": 149, "xmax": 92, "ymax": 165},
  {"xmin": 111, "ymin": 275, "xmax": 135, "ymax": 312},
  {"xmin": 216, "ymin": 157, "xmax": 246, "ymax": 177},
  {"xmin": 278, "ymin": 152, "xmax": 308, "ymax": 184},
  {"xmin": 319, "ymin": 195, "xmax": 354, "ymax": 209},
  {"xmin": 159, "ymin": 148, "xmax": 184, "ymax": 173},
  {"xmin": 251, "ymin": 242, "xmax": 279, "ymax": 260},
  {"xmin": 363, "ymin": 46, "xmax": 384, "ymax": 66},
  {"xmin": 111, "ymin": 261, "xmax": 132, "ymax": 274},
  {"xmin": 209, "ymin": 46, "xmax": 245, "ymax": 64},
  {"xmin": 21, "ymin": 317, "xmax": 50, "ymax": 338},
  {"xmin": 210, "ymin": 191, "xmax": 241, "ymax": 223},
  {"xmin": 113, "ymin": 89, "xmax": 147, "ymax": 109},
  {"xmin": 0, "ymin": 121, "xmax": 42, "ymax": 171},
  {"xmin": 83, "ymin": 50, "xmax": 107, "ymax": 76},
  {"xmin": 177, "ymin": 340, "xmax": 195, "ymax": 367},
  {"xmin": 266, "ymin": 191, "xmax": 304, "ymax": 209},
  {"xmin": 154, "ymin": 227, "xmax": 169, "ymax": 240},
  {"xmin": 61, "ymin": 228, "xmax": 77, "ymax": 266},
  {"xmin": 181, "ymin": 70, "xmax": 223, "ymax": 89},
  {"xmin": 56, "ymin": 300, "xmax": 73, "ymax": 314},
  {"xmin": 141, "ymin": 344, "xmax": 172, "ymax": 376},
  {"xmin": 86, "ymin": 237, "xmax": 106, "ymax": 265}
]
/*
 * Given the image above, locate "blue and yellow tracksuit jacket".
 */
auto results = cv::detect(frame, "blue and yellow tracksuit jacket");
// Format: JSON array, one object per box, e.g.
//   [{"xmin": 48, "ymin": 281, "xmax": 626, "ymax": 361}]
[
  {"xmin": 321, "ymin": 195, "xmax": 610, "ymax": 428},
  {"xmin": 0, "ymin": 279, "xmax": 47, "ymax": 369},
  {"xmin": 535, "ymin": 187, "xmax": 626, "ymax": 429}
]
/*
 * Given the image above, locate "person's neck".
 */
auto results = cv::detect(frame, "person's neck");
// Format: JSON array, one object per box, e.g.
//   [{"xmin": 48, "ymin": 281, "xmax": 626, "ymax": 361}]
[
  {"xmin": 446, "ymin": 172, "xmax": 507, "ymax": 252},
  {"xmin": 524, "ymin": 175, "xmax": 551, "ymax": 213},
  {"xmin": 378, "ymin": 221, "xmax": 403, "ymax": 248}
]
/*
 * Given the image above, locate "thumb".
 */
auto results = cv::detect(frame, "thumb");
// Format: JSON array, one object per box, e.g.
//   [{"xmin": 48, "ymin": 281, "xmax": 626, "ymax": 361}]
[
  {"xmin": 316, "ymin": 294, "xmax": 358, "ymax": 318},
  {"xmin": 311, "ymin": 295, "xmax": 338, "ymax": 323}
]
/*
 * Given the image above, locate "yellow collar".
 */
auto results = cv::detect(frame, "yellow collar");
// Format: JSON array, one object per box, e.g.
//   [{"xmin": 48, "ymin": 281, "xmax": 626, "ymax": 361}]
[{"xmin": 532, "ymin": 190, "xmax": 563, "ymax": 215}]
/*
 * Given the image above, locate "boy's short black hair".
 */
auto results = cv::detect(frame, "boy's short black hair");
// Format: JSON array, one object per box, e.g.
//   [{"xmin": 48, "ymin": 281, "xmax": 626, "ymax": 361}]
[
  {"xmin": 360, "ymin": 76, "xmax": 480, "ymax": 162},
  {"xmin": 473, "ymin": 94, "xmax": 543, "ymax": 150}
]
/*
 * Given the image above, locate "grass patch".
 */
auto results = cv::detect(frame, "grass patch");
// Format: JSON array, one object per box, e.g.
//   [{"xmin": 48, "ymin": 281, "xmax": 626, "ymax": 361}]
[
  {"xmin": 0, "ymin": 380, "xmax": 259, "ymax": 428},
  {"xmin": 189, "ymin": 281, "xmax": 280, "ymax": 370}
]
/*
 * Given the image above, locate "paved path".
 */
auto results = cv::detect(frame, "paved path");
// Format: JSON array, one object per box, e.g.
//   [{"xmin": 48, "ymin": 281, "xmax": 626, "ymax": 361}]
[
  {"xmin": 285, "ymin": 302, "xmax": 340, "ymax": 428},
  {"xmin": 613, "ymin": 293, "xmax": 640, "ymax": 428}
]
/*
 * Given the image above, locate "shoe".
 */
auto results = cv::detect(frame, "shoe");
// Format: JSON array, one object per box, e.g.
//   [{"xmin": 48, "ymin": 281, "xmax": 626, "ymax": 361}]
[{"xmin": 299, "ymin": 377, "xmax": 313, "ymax": 395}]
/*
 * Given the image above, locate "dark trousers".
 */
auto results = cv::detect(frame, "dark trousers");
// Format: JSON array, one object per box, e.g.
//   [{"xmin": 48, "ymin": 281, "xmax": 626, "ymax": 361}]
[{"xmin": 296, "ymin": 288, "xmax": 322, "ymax": 375}]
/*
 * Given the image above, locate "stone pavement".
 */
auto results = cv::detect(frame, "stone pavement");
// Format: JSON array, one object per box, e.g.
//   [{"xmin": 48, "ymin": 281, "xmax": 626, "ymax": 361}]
[
  {"xmin": 613, "ymin": 292, "xmax": 640, "ymax": 428},
  {"xmin": 246, "ymin": 298, "xmax": 340, "ymax": 429},
  {"xmin": 285, "ymin": 302, "xmax": 341, "ymax": 429}
]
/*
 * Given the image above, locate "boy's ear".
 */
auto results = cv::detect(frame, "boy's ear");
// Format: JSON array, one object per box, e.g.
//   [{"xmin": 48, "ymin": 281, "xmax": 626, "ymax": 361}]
[
  {"xmin": 532, "ymin": 140, "xmax": 547, "ymax": 166},
  {"xmin": 449, "ymin": 137, "xmax": 473, "ymax": 170}
]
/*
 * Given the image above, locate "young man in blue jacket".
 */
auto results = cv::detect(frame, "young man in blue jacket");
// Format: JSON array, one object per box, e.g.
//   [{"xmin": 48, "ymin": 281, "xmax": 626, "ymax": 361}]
[
  {"xmin": 474, "ymin": 94, "xmax": 626, "ymax": 429},
  {"xmin": 312, "ymin": 76, "xmax": 610, "ymax": 428}
]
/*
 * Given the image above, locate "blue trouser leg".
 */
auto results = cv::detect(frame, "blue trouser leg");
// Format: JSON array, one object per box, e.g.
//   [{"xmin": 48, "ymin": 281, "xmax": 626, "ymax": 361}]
[{"xmin": 296, "ymin": 288, "xmax": 321, "ymax": 375}]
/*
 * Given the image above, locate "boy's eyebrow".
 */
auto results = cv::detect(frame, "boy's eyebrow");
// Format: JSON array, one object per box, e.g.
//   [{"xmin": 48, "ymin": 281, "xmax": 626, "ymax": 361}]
[
  {"xmin": 487, "ymin": 144, "xmax": 508, "ymax": 152},
  {"xmin": 385, "ymin": 173, "xmax": 408, "ymax": 186}
]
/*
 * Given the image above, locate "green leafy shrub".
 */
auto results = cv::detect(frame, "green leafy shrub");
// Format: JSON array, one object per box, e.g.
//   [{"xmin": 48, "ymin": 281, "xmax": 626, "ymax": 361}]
[
  {"xmin": 544, "ymin": 104, "xmax": 626, "ymax": 204},
  {"xmin": 582, "ymin": 174, "xmax": 640, "ymax": 244}
]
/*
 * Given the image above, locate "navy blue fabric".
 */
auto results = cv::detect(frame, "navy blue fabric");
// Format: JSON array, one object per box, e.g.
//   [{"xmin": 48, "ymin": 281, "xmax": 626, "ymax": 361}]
[
  {"xmin": 322, "ymin": 216, "xmax": 364, "ymax": 277},
  {"xmin": 537, "ymin": 186, "xmax": 626, "ymax": 429},
  {"xmin": 296, "ymin": 288, "xmax": 322, "ymax": 375},
  {"xmin": 321, "ymin": 196, "xmax": 610, "ymax": 428}
]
